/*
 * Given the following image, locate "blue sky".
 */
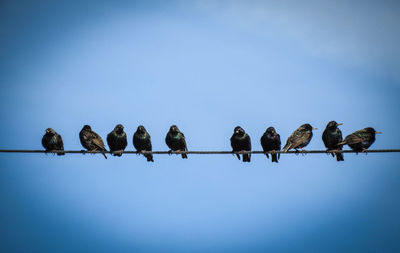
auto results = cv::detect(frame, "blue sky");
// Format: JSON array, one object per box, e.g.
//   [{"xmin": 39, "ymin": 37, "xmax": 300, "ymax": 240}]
[{"xmin": 1, "ymin": 1, "xmax": 400, "ymax": 252}]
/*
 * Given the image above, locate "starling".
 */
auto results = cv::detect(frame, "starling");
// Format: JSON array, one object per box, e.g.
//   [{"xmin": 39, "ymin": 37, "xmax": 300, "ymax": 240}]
[
  {"xmin": 133, "ymin": 125, "xmax": 154, "ymax": 162},
  {"xmin": 260, "ymin": 127, "xmax": 281, "ymax": 163},
  {"xmin": 165, "ymin": 125, "xmax": 188, "ymax": 159},
  {"xmin": 79, "ymin": 125, "xmax": 107, "ymax": 159},
  {"xmin": 107, "ymin": 124, "xmax": 128, "ymax": 157},
  {"xmin": 230, "ymin": 126, "xmax": 251, "ymax": 162},
  {"xmin": 339, "ymin": 127, "xmax": 382, "ymax": 152},
  {"xmin": 283, "ymin": 124, "xmax": 317, "ymax": 152},
  {"xmin": 322, "ymin": 121, "xmax": 344, "ymax": 161},
  {"xmin": 42, "ymin": 128, "xmax": 65, "ymax": 155}
]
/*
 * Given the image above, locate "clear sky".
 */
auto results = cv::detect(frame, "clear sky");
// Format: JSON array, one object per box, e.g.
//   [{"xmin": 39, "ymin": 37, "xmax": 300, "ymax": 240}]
[{"xmin": 1, "ymin": 1, "xmax": 400, "ymax": 252}]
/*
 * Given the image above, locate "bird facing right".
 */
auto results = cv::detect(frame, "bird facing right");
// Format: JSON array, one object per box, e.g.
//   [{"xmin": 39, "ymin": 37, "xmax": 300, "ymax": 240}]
[
  {"xmin": 79, "ymin": 125, "xmax": 108, "ymax": 159},
  {"xmin": 260, "ymin": 127, "xmax": 281, "ymax": 163},
  {"xmin": 283, "ymin": 124, "xmax": 317, "ymax": 152},
  {"xmin": 322, "ymin": 121, "xmax": 344, "ymax": 161},
  {"xmin": 339, "ymin": 127, "xmax": 382, "ymax": 152},
  {"xmin": 230, "ymin": 126, "xmax": 251, "ymax": 162}
]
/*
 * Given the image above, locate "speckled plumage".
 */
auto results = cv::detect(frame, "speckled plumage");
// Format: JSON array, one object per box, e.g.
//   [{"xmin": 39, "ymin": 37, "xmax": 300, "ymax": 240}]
[
  {"xmin": 79, "ymin": 125, "xmax": 107, "ymax": 159},
  {"xmin": 165, "ymin": 125, "xmax": 188, "ymax": 159},
  {"xmin": 260, "ymin": 127, "xmax": 281, "ymax": 163},
  {"xmin": 322, "ymin": 121, "xmax": 344, "ymax": 161},
  {"xmin": 107, "ymin": 124, "xmax": 127, "ymax": 157},
  {"xmin": 283, "ymin": 124, "xmax": 316, "ymax": 152},
  {"xmin": 230, "ymin": 126, "xmax": 251, "ymax": 162},
  {"xmin": 42, "ymin": 128, "xmax": 65, "ymax": 155},
  {"xmin": 340, "ymin": 127, "xmax": 381, "ymax": 152},
  {"xmin": 133, "ymin": 125, "xmax": 154, "ymax": 162}
]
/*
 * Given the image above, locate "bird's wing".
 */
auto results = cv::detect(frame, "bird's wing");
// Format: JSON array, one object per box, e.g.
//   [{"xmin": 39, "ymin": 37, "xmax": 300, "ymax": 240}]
[
  {"xmin": 57, "ymin": 134, "xmax": 64, "ymax": 149},
  {"xmin": 181, "ymin": 133, "xmax": 188, "ymax": 151},
  {"xmin": 345, "ymin": 133, "xmax": 363, "ymax": 145},
  {"xmin": 245, "ymin": 134, "xmax": 251, "ymax": 150},
  {"xmin": 90, "ymin": 132, "xmax": 105, "ymax": 150}
]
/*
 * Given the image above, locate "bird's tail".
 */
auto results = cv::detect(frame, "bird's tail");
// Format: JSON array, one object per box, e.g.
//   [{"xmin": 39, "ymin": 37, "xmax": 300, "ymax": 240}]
[
  {"xmin": 146, "ymin": 154, "xmax": 154, "ymax": 162},
  {"xmin": 271, "ymin": 153, "xmax": 278, "ymax": 163},
  {"xmin": 282, "ymin": 143, "xmax": 291, "ymax": 153},
  {"xmin": 181, "ymin": 152, "xmax": 188, "ymax": 159},
  {"xmin": 243, "ymin": 153, "xmax": 251, "ymax": 162},
  {"xmin": 336, "ymin": 152, "xmax": 344, "ymax": 161},
  {"xmin": 235, "ymin": 153, "xmax": 241, "ymax": 160}
]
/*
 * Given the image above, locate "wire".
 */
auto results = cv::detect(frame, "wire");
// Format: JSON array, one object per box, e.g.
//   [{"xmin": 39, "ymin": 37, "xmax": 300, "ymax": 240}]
[{"xmin": 0, "ymin": 149, "xmax": 399, "ymax": 155}]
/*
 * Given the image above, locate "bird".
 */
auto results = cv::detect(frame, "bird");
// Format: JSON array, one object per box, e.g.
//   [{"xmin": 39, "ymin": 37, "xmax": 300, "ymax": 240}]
[
  {"xmin": 165, "ymin": 125, "xmax": 188, "ymax": 159},
  {"xmin": 230, "ymin": 126, "xmax": 251, "ymax": 162},
  {"xmin": 107, "ymin": 124, "xmax": 128, "ymax": 157},
  {"xmin": 260, "ymin": 127, "xmax": 281, "ymax": 163},
  {"xmin": 42, "ymin": 128, "xmax": 65, "ymax": 155},
  {"xmin": 283, "ymin": 124, "xmax": 317, "ymax": 152},
  {"xmin": 133, "ymin": 125, "xmax": 154, "ymax": 162},
  {"xmin": 322, "ymin": 121, "xmax": 344, "ymax": 161},
  {"xmin": 79, "ymin": 125, "xmax": 107, "ymax": 159},
  {"xmin": 338, "ymin": 127, "xmax": 382, "ymax": 152}
]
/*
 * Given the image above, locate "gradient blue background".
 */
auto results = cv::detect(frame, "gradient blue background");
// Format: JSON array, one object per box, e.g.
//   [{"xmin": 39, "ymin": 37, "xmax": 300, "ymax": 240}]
[{"xmin": 1, "ymin": 1, "xmax": 400, "ymax": 252}]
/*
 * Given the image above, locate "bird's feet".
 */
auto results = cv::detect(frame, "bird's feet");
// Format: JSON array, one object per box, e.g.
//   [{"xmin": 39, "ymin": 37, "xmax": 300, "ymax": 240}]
[
  {"xmin": 113, "ymin": 150, "xmax": 124, "ymax": 156},
  {"xmin": 362, "ymin": 148, "xmax": 368, "ymax": 154},
  {"xmin": 168, "ymin": 150, "xmax": 172, "ymax": 155}
]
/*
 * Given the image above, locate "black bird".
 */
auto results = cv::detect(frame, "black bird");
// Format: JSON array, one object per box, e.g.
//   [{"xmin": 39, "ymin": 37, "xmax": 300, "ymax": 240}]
[
  {"xmin": 133, "ymin": 125, "xmax": 154, "ymax": 162},
  {"xmin": 165, "ymin": 125, "xmax": 188, "ymax": 159},
  {"xmin": 260, "ymin": 127, "xmax": 281, "ymax": 163},
  {"xmin": 283, "ymin": 124, "xmax": 317, "ymax": 152},
  {"xmin": 107, "ymin": 124, "xmax": 128, "ymax": 157},
  {"xmin": 322, "ymin": 121, "xmax": 344, "ymax": 161},
  {"xmin": 339, "ymin": 127, "xmax": 382, "ymax": 152},
  {"xmin": 230, "ymin": 126, "xmax": 251, "ymax": 162},
  {"xmin": 42, "ymin": 128, "xmax": 65, "ymax": 155},
  {"xmin": 79, "ymin": 125, "xmax": 107, "ymax": 159}
]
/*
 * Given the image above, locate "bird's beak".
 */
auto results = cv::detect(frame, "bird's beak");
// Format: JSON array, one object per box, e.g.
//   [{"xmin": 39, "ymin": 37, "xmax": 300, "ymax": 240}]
[
  {"xmin": 376, "ymin": 131, "xmax": 382, "ymax": 134},
  {"xmin": 312, "ymin": 127, "xmax": 317, "ymax": 130},
  {"xmin": 46, "ymin": 129, "xmax": 49, "ymax": 134},
  {"xmin": 336, "ymin": 123, "xmax": 343, "ymax": 126}
]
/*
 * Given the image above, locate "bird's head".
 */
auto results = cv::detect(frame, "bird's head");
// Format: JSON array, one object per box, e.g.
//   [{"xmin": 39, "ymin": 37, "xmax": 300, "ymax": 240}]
[
  {"xmin": 266, "ymin": 127, "xmax": 276, "ymax": 134},
  {"xmin": 365, "ymin": 127, "xmax": 382, "ymax": 135},
  {"xmin": 302, "ymin": 123, "xmax": 317, "ymax": 131},
  {"xmin": 326, "ymin": 121, "xmax": 342, "ymax": 129},
  {"xmin": 170, "ymin": 125, "xmax": 179, "ymax": 133},
  {"xmin": 137, "ymin": 125, "xmax": 146, "ymax": 133},
  {"xmin": 45, "ymin": 128, "xmax": 56, "ymax": 135},
  {"xmin": 234, "ymin": 126, "xmax": 245, "ymax": 135},
  {"xmin": 82, "ymin": 125, "xmax": 91, "ymax": 131},
  {"xmin": 114, "ymin": 124, "xmax": 124, "ymax": 134}
]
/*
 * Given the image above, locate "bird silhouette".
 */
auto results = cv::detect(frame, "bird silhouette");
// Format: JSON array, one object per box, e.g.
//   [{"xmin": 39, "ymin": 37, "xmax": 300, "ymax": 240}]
[
  {"xmin": 339, "ymin": 127, "xmax": 381, "ymax": 152},
  {"xmin": 230, "ymin": 126, "xmax": 251, "ymax": 162},
  {"xmin": 42, "ymin": 128, "xmax": 65, "ymax": 155},
  {"xmin": 283, "ymin": 124, "xmax": 317, "ymax": 152},
  {"xmin": 133, "ymin": 125, "xmax": 154, "ymax": 162},
  {"xmin": 80, "ymin": 125, "xmax": 107, "ymax": 159},
  {"xmin": 260, "ymin": 127, "xmax": 281, "ymax": 163},
  {"xmin": 107, "ymin": 124, "xmax": 128, "ymax": 157},
  {"xmin": 322, "ymin": 121, "xmax": 344, "ymax": 161},
  {"xmin": 165, "ymin": 125, "xmax": 188, "ymax": 159}
]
